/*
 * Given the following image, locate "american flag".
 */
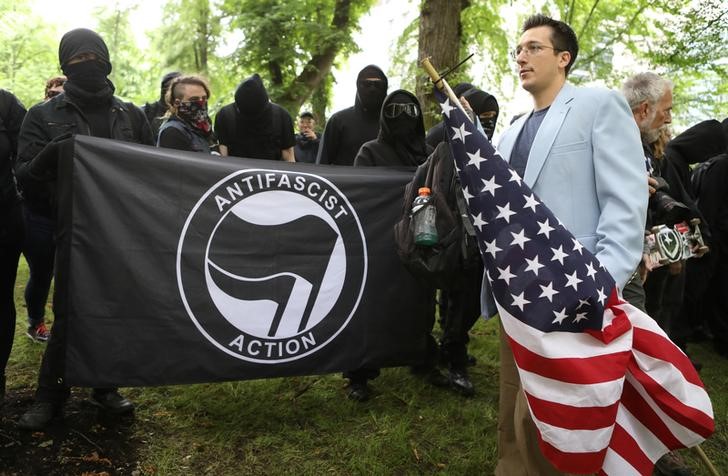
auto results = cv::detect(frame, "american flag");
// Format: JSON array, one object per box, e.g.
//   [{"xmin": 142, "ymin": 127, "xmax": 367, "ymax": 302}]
[{"xmin": 434, "ymin": 89, "xmax": 714, "ymax": 475}]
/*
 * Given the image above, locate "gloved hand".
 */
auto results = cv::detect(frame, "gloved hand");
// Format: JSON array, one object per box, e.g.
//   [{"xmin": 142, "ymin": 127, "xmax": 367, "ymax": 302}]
[{"xmin": 27, "ymin": 132, "xmax": 73, "ymax": 180}]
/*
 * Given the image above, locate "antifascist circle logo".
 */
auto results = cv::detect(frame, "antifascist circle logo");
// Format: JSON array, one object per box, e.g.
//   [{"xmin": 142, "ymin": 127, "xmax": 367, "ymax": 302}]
[{"xmin": 177, "ymin": 169, "xmax": 367, "ymax": 363}]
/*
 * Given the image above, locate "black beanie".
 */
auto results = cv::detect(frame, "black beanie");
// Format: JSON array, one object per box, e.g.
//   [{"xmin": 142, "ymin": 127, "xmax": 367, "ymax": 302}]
[{"xmin": 58, "ymin": 28, "xmax": 111, "ymax": 73}]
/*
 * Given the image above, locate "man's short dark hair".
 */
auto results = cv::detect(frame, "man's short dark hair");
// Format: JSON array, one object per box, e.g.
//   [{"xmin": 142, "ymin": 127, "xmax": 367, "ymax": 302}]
[
  {"xmin": 300, "ymin": 111, "xmax": 315, "ymax": 120},
  {"xmin": 522, "ymin": 14, "xmax": 579, "ymax": 76}
]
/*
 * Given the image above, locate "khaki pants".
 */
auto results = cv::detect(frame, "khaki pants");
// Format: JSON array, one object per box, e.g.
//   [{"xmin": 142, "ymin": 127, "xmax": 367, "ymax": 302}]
[{"xmin": 496, "ymin": 321, "xmax": 566, "ymax": 476}]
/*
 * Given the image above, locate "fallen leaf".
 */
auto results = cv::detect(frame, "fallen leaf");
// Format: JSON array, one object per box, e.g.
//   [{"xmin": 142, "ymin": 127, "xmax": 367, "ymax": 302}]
[{"xmin": 38, "ymin": 440, "xmax": 53, "ymax": 448}]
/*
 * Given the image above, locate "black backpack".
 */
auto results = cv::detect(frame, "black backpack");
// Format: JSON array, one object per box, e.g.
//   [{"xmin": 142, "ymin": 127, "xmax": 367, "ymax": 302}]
[{"xmin": 393, "ymin": 142, "xmax": 481, "ymax": 289}]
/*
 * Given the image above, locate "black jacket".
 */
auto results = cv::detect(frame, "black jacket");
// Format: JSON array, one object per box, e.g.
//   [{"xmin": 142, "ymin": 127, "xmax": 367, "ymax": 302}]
[
  {"xmin": 0, "ymin": 90, "xmax": 27, "ymax": 210},
  {"xmin": 15, "ymin": 93, "xmax": 154, "ymax": 216}
]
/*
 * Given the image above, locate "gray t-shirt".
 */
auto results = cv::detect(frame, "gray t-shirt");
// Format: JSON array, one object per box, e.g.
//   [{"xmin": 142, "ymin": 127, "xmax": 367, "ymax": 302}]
[{"xmin": 510, "ymin": 107, "xmax": 550, "ymax": 178}]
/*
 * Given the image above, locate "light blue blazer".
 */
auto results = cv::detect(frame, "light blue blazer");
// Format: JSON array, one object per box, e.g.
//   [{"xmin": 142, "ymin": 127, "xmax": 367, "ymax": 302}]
[{"xmin": 482, "ymin": 83, "xmax": 647, "ymax": 318}]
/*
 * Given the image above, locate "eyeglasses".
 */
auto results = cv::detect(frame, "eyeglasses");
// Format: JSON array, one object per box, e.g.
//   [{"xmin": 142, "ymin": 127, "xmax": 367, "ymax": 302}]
[
  {"xmin": 384, "ymin": 103, "xmax": 418, "ymax": 119},
  {"xmin": 510, "ymin": 42, "xmax": 562, "ymax": 60}
]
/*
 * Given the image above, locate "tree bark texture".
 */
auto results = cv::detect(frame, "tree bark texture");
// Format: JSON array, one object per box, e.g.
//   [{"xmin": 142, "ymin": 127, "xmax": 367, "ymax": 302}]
[{"xmin": 416, "ymin": 0, "xmax": 468, "ymax": 130}]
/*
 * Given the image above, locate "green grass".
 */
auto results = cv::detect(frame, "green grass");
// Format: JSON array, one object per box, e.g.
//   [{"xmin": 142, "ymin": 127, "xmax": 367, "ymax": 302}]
[{"xmin": 6, "ymin": 258, "xmax": 728, "ymax": 475}]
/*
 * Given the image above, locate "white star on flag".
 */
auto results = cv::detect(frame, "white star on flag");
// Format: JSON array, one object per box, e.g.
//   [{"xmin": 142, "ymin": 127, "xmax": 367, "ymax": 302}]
[
  {"xmin": 439, "ymin": 99, "xmax": 456, "ymax": 118},
  {"xmin": 481, "ymin": 176, "xmax": 501, "ymax": 196},
  {"xmin": 597, "ymin": 287, "xmax": 607, "ymax": 305},
  {"xmin": 539, "ymin": 282, "xmax": 559, "ymax": 302},
  {"xmin": 523, "ymin": 193, "xmax": 539, "ymax": 212},
  {"xmin": 550, "ymin": 245, "xmax": 568, "ymax": 265},
  {"xmin": 524, "ymin": 256, "xmax": 544, "ymax": 275},
  {"xmin": 573, "ymin": 312, "xmax": 588, "ymax": 323},
  {"xmin": 510, "ymin": 229, "xmax": 530, "ymax": 249},
  {"xmin": 585, "ymin": 262, "xmax": 598, "ymax": 280},
  {"xmin": 484, "ymin": 239, "xmax": 502, "ymax": 258},
  {"xmin": 495, "ymin": 203, "xmax": 516, "ymax": 223},
  {"xmin": 467, "ymin": 149, "xmax": 487, "ymax": 170},
  {"xmin": 565, "ymin": 271, "xmax": 583, "ymax": 290},
  {"xmin": 472, "ymin": 213, "xmax": 487, "ymax": 231},
  {"xmin": 508, "ymin": 169, "xmax": 522, "ymax": 184},
  {"xmin": 451, "ymin": 123, "xmax": 471, "ymax": 142},
  {"xmin": 572, "ymin": 238, "xmax": 584, "ymax": 254},
  {"xmin": 552, "ymin": 308, "xmax": 568, "ymax": 324},
  {"xmin": 537, "ymin": 219, "xmax": 555, "ymax": 238},
  {"xmin": 498, "ymin": 266, "xmax": 516, "ymax": 285},
  {"xmin": 511, "ymin": 292, "xmax": 530, "ymax": 311}
]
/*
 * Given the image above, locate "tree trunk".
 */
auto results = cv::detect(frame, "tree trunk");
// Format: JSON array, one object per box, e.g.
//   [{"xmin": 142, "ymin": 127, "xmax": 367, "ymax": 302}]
[
  {"xmin": 275, "ymin": 0, "xmax": 353, "ymax": 116},
  {"xmin": 416, "ymin": 0, "xmax": 468, "ymax": 130}
]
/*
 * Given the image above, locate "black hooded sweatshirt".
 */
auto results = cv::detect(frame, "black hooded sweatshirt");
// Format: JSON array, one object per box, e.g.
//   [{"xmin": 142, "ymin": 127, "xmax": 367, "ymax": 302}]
[
  {"xmin": 353, "ymin": 89, "xmax": 429, "ymax": 167},
  {"xmin": 665, "ymin": 119, "xmax": 728, "ymax": 199},
  {"xmin": 214, "ymin": 74, "xmax": 295, "ymax": 161},
  {"xmin": 316, "ymin": 65, "xmax": 388, "ymax": 166}
]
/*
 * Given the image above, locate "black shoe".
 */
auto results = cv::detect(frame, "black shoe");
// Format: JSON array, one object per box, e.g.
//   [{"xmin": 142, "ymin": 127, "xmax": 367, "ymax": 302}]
[
  {"xmin": 347, "ymin": 381, "xmax": 371, "ymax": 402},
  {"xmin": 424, "ymin": 368, "xmax": 450, "ymax": 387},
  {"xmin": 654, "ymin": 451, "xmax": 692, "ymax": 476},
  {"xmin": 91, "ymin": 390, "xmax": 134, "ymax": 414},
  {"xmin": 18, "ymin": 401, "xmax": 62, "ymax": 430},
  {"xmin": 448, "ymin": 369, "xmax": 475, "ymax": 397}
]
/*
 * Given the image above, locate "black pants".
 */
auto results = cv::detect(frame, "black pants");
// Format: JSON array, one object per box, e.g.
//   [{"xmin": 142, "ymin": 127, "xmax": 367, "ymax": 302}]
[
  {"xmin": 34, "ymin": 212, "xmax": 116, "ymax": 403},
  {"xmin": 681, "ymin": 245, "xmax": 728, "ymax": 350},
  {"xmin": 0, "ymin": 202, "xmax": 23, "ymax": 377},
  {"xmin": 22, "ymin": 205, "xmax": 55, "ymax": 328},
  {"xmin": 440, "ymin": 261, "xmax": 483, "ymax": 370}
]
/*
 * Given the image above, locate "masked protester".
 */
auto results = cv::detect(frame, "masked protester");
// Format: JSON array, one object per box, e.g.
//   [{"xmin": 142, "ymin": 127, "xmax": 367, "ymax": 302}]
[
  {"xmin": 463, "ymin": 88, "xmax": 500, "ymax": 140},
  {"xmin": 14, "ymin": 28, "xmax": 154, "ymax": 431},
  {"xmin": 344, "ymin": 90, "xmax": 443, "ymax": 402},
  {"xmin": 214, "ymin": 73, "xmax": 295, "ymax": 162},
  {"xmin": 316, "ymin": 65, "xmax": 388, "ymax": 166},
  {"xmin": 0, "ymin": 89, "xmax": 26, "ymax": 404},
  {"xmin": 142, "ymin": 71, "xmax": 181, "ymax": 138},
  {"xmin": 157, "ymin": 75, "xmax": 218, "ymax": 154},
  {"xmin": 354, "ymin": 90, "xmax": 429, "ymax": 167}
]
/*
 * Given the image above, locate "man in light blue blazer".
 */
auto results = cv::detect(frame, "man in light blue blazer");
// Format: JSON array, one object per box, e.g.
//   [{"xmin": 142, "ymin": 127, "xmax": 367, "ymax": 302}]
[{"xmin": 492, "ymin": 14, "xmax": 647, "ymax": 476}]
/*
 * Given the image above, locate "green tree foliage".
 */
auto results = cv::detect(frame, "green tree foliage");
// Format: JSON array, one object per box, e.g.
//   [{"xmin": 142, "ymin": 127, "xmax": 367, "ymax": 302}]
[
  {"xmin": 94, "ymin": 2, "xmax": 159, "ymax": 105},
  {"xmin": 0, "ymin": 1, "xmax": 58, "ymax": 107},
  {"xmin": 221, "ymin": 0, "xmax": 376, "ymax": 116}
]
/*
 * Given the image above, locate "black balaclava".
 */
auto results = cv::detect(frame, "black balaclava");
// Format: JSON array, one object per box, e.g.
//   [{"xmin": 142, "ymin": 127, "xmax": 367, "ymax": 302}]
[
  {"xmin": 160, "ymin": 71, "xmax": 182, "ymax": 103},
  {"xmin": 58, "ymin": 28, "xmax": 114, "ymax": 101},
  {"xmin": 356, "ymin": 65, "xmax": 388, "ymax": 118},
  {"xmin": 463, "ymin": 88, "xmax": 500, "ymax": 140},
  {"xmin": 234, "ymin": 73, "xmax": 274, "ymax": 138},
  {"xmin": 379, "ymin": 89, "xmax": 427, "ymax": 166}
]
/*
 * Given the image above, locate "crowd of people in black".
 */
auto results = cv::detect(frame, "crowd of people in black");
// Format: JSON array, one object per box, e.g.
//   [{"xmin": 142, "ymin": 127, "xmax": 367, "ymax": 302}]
[{"xmin": 0, "ymin": 25, "xmax": 726, "ymax": 467}]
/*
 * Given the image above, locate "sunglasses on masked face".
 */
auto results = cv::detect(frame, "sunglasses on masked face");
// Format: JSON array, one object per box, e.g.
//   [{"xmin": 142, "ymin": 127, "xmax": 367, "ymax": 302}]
[{"xmin": 383, "ymin": 103, "xmax": 419, "ymax": 119}]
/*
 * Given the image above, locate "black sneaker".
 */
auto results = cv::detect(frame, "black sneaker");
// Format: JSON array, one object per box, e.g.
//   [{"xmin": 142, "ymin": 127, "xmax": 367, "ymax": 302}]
[
  {"xmin": 347, "ymin": 381, "xmax": 371, "ymax": 402},
  {"xmin": 18, "ymin": 401, "xmax": 62, "ymax": 430},
  {"xmin": 26, "ymin": 323, "xmax": 51, "ymax": 343},
  {"xmin": 448, "ymin": 368, "xmax": 475, "ymax": 397},
  {"xmin": 90, "ymin": 390, "xmax": 134, "ymax": 414}
]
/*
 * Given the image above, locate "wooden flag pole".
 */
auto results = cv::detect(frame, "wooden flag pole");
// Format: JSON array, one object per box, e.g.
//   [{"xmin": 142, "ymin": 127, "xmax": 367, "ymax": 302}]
[
  {"xmin": 694, "ymin": 445, "xmax": 721, "ymax": 476},
  {"xmin": 420, "ymin": 57, "xmax": 472, "ymax": 122}
]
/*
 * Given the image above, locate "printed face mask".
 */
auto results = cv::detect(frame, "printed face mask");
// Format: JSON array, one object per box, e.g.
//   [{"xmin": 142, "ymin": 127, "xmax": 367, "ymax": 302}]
[{"xmin": 178, "ymin": 99, "xmax": 211, "ymax": 134}]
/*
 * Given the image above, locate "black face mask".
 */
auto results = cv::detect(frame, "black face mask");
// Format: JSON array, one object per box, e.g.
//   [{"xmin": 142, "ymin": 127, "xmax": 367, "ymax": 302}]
[
  {"xmin": 63, "ymin": 60, "xmax": 109, "ymax": 92},
  {"xmin": 481, "ymin": 118, "xmax": 497, "ymax": 140},
  {"xmin": 357, "ymin": 79, "xmax": 387, "ymax": 113}
]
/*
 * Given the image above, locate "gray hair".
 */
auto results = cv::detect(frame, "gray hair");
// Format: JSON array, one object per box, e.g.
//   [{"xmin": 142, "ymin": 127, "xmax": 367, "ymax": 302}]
[{"xmin": 621, "ymin": 72, "xmax": 673, "ymax": 111}]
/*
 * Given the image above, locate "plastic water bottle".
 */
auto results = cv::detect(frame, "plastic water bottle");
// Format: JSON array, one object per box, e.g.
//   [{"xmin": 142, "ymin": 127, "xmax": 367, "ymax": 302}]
[{"xmin": 412, "ymin": 187, "xmax": 438, "ymax": 246}]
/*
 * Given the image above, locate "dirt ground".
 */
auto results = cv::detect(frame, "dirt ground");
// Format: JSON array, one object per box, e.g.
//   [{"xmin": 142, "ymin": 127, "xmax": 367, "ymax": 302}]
[{"xmin": 0, "ymin": 388, "xmax": 148, "ymax": 476}]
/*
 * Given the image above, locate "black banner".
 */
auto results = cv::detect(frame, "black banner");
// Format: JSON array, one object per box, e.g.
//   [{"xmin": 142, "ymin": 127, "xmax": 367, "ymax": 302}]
[{"xmin": 56, "ymin": 137, "xmax": 431, "ymax": 387}]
